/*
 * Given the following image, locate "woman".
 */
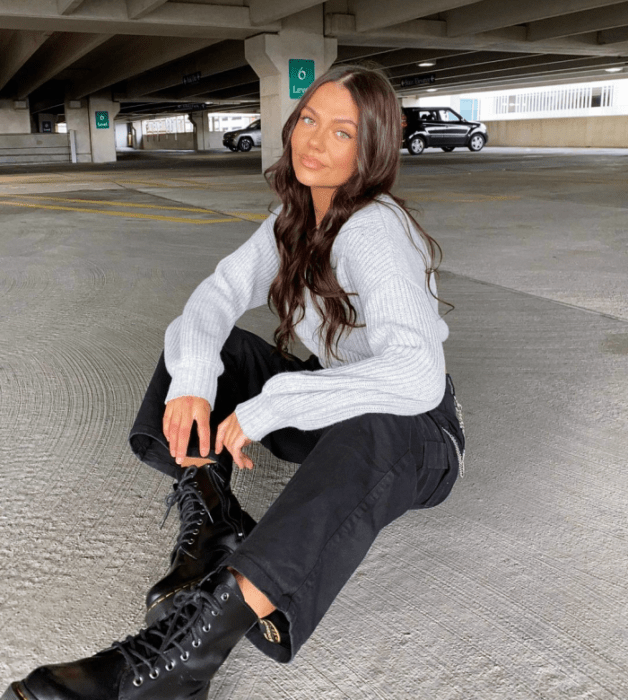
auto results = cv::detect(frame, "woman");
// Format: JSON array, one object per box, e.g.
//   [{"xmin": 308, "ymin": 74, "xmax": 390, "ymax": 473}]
[{"xmin": 2, "ymin": 64, "xmax": 465, "ymax": 700}]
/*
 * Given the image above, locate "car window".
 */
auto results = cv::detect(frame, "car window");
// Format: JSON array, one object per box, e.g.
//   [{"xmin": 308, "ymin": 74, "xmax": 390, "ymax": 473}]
[
  {"xmin": 248, "ymin": 119, "xmax": 260, "ymax": 129},
  {"xmin": 439, "ymin": 110, "xmax": 461, "ymax": 122}
]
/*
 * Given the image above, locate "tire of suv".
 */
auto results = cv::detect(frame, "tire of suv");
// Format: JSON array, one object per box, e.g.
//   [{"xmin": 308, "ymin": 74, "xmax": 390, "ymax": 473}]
[
  {"xmin": 238, "ymin": 137, "xmax": 253, "ymax": 152},
  {"xmin": 441, "ymin": 146, "xmax": 455, "ymax": 152},
  {"xmin": 407, "ymin": 135, "xmax": 426, "ymax": 155},
  {"xmin": 468, "ymin": 134, "xmax": 485, "ymax": 152}
]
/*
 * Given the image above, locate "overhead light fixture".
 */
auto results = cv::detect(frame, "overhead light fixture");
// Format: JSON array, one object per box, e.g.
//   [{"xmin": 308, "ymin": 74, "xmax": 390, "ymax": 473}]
[
  {"xmin": 605, "ymin": 66, "xmax": 623, "ymax": 72},
  {"xmin": 418, "ymin": 61, "xmax": 436, "ymax": 67},
  {"xmin": 427, "ymin": 88, "xmax": 438, "ymax": 92}
]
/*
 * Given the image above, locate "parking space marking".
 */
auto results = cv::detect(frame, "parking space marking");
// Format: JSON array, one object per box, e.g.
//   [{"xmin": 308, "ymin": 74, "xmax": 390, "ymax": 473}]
[
  {"xmin": 0, "ymin": 193, "xmax": 223, "ymax": 215},
  {"xmin": 0, "ymin": 200, "xmax": 238, "ymax": 225}
]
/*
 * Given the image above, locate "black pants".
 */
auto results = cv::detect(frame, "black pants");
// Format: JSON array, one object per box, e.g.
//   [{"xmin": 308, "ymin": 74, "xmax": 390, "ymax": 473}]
[{"xmin": 129, "ymin": 326, "xmax": 464, "ymax": 662}]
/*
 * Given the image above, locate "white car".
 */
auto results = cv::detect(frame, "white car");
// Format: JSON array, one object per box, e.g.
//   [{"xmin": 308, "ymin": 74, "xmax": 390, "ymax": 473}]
[{"xmin": 223, "ymin": 119, "xmax": 261, "ymax": 152}]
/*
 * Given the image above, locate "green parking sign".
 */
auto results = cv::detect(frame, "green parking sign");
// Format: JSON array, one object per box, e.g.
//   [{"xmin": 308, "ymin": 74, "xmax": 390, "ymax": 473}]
[
  {"xmin": 95, "ymin": 111, "xmax": 109, "ymax": 129},
  {"xmin": 289, "ymin": 59, "xmax": 315, "ymax": 99}
]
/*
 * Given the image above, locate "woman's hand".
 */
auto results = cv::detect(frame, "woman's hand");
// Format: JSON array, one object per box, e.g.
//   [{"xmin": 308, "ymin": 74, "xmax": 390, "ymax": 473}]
[
  {"xmin": 215, "ymin": 412, "xmax": 254, "ymax": 470},
  {"xmin": 163, "ymin": 395, "xmax": 211, "ymax": 465}
]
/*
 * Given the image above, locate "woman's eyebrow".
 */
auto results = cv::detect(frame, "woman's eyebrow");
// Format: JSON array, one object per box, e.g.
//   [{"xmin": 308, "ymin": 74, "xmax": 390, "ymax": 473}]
[{"xmin": 303, "ymin": 104, "xmax": 357, "ymax": 128}]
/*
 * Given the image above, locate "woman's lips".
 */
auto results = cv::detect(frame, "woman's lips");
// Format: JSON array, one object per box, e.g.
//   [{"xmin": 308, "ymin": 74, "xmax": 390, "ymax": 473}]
[{"xmin": 300, "ymin": 154, "xmax": 324, "ymax": 170}]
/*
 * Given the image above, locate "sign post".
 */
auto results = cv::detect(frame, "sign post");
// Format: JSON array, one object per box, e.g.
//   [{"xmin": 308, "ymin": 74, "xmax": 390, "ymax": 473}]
[{"xmin": 289, "ymin": 59, "xmax": 315, "ymax": 100}]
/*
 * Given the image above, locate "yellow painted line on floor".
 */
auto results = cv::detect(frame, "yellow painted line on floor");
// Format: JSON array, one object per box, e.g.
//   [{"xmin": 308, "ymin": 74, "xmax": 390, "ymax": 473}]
[
  {"xmin": 0, "ymin": 200, "xmax": 238, "ymax": 225},
  {"xmin": 226, "ymin": 211, "xmax": 268, "ymax": 221},
  {"xmin": 0, "ymin": 193, "xmax": 222, "ymax": 215}
]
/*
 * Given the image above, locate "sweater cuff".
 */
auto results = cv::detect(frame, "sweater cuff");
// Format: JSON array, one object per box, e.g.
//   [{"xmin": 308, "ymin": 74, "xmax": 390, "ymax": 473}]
[
  {"xmin": 235, "ymin": 393, "xmax": 286, "ymax": 442},
  {"xmin": 164, "ymin": 363, "xmax": 219, "ymax": 408}
]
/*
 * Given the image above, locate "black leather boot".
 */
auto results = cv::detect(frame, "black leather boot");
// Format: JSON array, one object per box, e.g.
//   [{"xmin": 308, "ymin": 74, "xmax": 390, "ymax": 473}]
[
  {"xmin": 2, "ymin": 570, "xmax": 258, "ymax": 700},
  {"xmin": 146, "ymin": 463, "xmax": 256, "ymax": 625}
]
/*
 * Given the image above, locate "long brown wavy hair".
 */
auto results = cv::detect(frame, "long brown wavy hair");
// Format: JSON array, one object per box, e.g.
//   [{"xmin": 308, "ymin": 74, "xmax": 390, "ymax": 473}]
[{"xmin": 264, "ymin": 64, "xmax": 444, "ymax": 364}]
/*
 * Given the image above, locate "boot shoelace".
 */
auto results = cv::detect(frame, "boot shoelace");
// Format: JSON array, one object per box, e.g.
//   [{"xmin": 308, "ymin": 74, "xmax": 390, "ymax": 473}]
[
  {"xmin": 111, "ymin": 584, "xmax": 230, "ymax": 687},
  {"xmin": 160, "ymin": 468, "xmax": 216, "ymax": 559}
]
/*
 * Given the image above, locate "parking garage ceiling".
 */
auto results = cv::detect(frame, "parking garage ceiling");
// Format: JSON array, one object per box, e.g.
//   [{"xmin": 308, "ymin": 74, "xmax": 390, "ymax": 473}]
[{"xmin": 1, "ymin": 0, "xmax": 628, "ymax": 119}]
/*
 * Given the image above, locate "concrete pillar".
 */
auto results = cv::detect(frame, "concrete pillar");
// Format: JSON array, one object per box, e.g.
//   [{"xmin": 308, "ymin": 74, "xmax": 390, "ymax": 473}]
[
  {"xmin": 88, "ymin": 91, "xmax": 120, "ymax": 163},
  {"xmin": 189, "ymin": 111, "xmax": 209, "ymax": 151},
  {"xmin": 131, "ymin": 119, "xmax": 143, "ymax": 149},
  {"xmin": 64, "ymin": 98, "xmax": 92, "ymax": 163},
  {"xmin": 64, "ymin": 91, "xmax": 120, "ymax": 163},
  {"xmin": 245, "ymin": 6, "xmax": 337, "ymax": 172},
  {"xmin": 0, "ymin": 99, "xmax": 31, "ymax": 133},
  {"xmin": 37, "ymin": 113, "xmax": 56, "ymax": 133}
]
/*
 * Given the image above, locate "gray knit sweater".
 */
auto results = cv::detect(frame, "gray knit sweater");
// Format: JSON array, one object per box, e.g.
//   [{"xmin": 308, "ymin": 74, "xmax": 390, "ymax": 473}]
[{"xmin": 164, "ymin": 194, "xmax": 449, "ymax": 442}]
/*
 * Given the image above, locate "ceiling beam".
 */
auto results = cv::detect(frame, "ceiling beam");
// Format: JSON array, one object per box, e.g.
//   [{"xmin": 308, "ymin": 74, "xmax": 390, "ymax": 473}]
[
  {"xmin": 248, "ymin": 0, "xmax": 321, "ymax": 26},
  {"xmin": 404, "ymin": 70, "xmax": 625, "ymax": 96},
  {"xmin": 597, "ymin": 24, "xmax": 628, "ymax": 42},
  {"xmin": 126, "ymin": 0, "xmax": 169, "ymax": 20},
  {"xmin": 353, "ymin": 0, "xmax": 475, "ymax": 33},
  {"xmin": 57, "ymin": 0, "xmax": 87, "ymax": 13},
  {"xmin": 528, "ymin": 3, "xmax": 628, "ymax": 42},
  {"xmin": 387, "ymin": 53, "xmax": 590, "ymax": 80},
  {"xmin": 354, "ymin": 48, "xmax": 504, "ymax": 71},
  {"xmin": 147, "ymin": 67, "xmax": 258, "ymax": 101},
  {"xmin": 0, "ymin": 30, "xmax": 50, "ymax": 91},
  {"xmin": 69, "ymin": 36, "xmax": 219, "ymax": 99},
  {"xmin": 326, "ymin": 14, "xmax": 613, "ymax": 56},
  {"xmin": 395, "ymin": 55, "xmax": 626, "ymax": 86},
  {"xmin": 13, "ymin": 32, "xmax": 113, "ymax": 98},
  {"xmin": 0, "ymin": 0, "xmax": 280, "ymax": 38},
  {"xmin": 123, "ymin": 40, "xmax": 247, "ymax": 98},
  {"xmin": 446, "ymin": 0, "xmax": 624, "ymax": 38}
]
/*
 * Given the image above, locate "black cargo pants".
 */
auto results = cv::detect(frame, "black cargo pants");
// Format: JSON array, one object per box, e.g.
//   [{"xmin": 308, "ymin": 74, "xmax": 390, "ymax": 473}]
[{"xmin": 129, "ymin": 325, "xmax": 464, "ymax": 662}]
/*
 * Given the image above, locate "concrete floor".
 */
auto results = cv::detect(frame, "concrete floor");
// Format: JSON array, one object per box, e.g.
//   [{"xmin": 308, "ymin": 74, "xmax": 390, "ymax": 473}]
[{"xmin": 0, "ymin": 146, "xmax": 627, "ymax": 699}]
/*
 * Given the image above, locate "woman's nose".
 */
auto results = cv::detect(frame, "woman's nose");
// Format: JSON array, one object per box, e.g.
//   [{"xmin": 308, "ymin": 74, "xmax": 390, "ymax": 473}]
[{"xmin": 307, "ymin": 128, "xmax": 324, "ymax": 151}]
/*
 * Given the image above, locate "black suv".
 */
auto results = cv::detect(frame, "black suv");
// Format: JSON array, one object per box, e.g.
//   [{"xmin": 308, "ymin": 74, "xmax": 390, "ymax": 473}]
[{"xmin": 402, "ymin": 107, "xmax": 488, "ymax": 155}]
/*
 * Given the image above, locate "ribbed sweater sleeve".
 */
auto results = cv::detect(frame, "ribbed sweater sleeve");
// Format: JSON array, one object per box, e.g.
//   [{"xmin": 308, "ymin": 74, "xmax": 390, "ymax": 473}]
[
  {"xmin": 163, "ymin": 210, "xmax": 280, "ymax": 408},
  {"xmin": 234, "ymin": 205, "xmax": 446, "ymax": 441}
]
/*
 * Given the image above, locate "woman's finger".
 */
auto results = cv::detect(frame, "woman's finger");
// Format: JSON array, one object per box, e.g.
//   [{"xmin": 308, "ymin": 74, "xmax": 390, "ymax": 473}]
[{"xmin": 196, "ymin": 404, "xmax": 211, "ymax": 458}]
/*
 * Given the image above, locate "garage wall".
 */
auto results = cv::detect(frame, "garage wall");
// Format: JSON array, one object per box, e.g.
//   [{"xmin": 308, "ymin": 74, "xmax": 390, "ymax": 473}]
[
  {"xmin": 0, "ymin": 134, "xmax": 70, "ymax": 164},
  {"xmin": 484, "ymin": 115, "xmax": 628, "ymax": 148},
  {"xmin": 142, "ymin": 133, "xmax": 195, "ymax": 150}
]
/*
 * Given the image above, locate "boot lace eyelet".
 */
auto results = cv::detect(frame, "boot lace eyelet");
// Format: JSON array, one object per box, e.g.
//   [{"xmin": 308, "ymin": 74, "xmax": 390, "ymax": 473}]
[
  {"xmin": 165, "ymin": 661, "xmax": 176, "ymax": 671},
  {"xmin": 211, "ymin": 610, "xmax": 218, "ymax": 616},
  {"xmin": 180, "ymin": 651, "xmax": 190, "ymax": 662},
  {"xmin": 221, "ymin": 592, "xmax": 229, "ymax": 602},
  {"xmin": 192, "ymin": 639, "xmax": 201, "ymax": 648},
  {"xmin": 192, "ymin": 529, "xmax": 199, "ymax": 535},
  {"xmin": 133, "ymin": 676, "xmax": 144, "ymax": 687},
  {"xmin": 149, "ymin": 669, "xmax": 160, "ymax": 680},
  {"xmin": 202, "ymin": 624, "xmax": 211, "ymax": 632}
]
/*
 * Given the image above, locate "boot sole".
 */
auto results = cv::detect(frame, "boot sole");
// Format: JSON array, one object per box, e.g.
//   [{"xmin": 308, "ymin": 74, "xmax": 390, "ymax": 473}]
[
  {"xmin": 1, "ymin": 682, "xmax": 37, "ymax": 700},
  {"xmin": 2, "ymin": 681, "xmax": 209, "ymax": 700}
]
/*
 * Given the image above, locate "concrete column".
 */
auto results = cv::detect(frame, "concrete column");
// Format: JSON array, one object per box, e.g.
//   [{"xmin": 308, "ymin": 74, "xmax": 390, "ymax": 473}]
[
  {"xmin": 245, "ymin": 6, "xmax": 337, "ymax": 172},
  {"xmin": 64, "ymin": 98, "xmax": 92, "ymax": 163},
  {"xmin": 64, "ymin": 91, "xmax": 120, "ymax": 163},
  {"xmin": 131, "ymin": 119, "xmax": 143, "ymax": 149},
  {"xmin": 189, "ymin": 112, "xmax": 209, "ymax": 151},
  {"xmin": 0, "ymin": 99, "xmax": 31, "ymax": 133},
  {"xmin": 88, "ymin": 91, "xmax": 120, "ymax": 163},
  {"xmin": 37, "ymin": 113, "xmax": 56, "ymax": 133}
]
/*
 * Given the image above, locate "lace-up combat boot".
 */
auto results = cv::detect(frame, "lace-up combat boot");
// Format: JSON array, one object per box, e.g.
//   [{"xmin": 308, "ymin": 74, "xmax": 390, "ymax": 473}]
[
  {"xmin": 2, "ymin": 570, "xmax": 258, "ymax": 700},
  {"xmin": 146, "ymin": 464, "xmax": 256, "ymax": 625}
]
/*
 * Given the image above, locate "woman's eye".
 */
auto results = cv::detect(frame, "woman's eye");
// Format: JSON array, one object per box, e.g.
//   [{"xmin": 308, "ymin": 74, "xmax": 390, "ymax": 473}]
[
  {"xmin": 337, "ymin": 130, "xmax": 351, "ymax": 139},
  {"xmin": 302, "ymin": 116, "xmax": 314, "ymax": 125}
]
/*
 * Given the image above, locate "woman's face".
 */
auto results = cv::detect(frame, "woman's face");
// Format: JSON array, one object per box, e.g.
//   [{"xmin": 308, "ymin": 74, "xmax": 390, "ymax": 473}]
[{"xmin": 290, "ymin": 81, "xmax": 359, "ymax": 193}]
